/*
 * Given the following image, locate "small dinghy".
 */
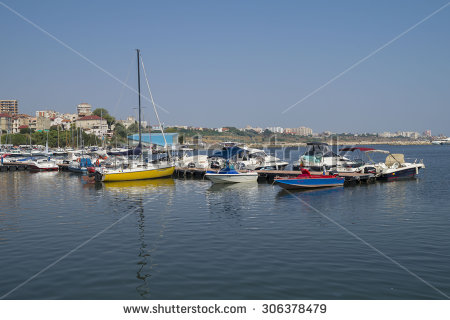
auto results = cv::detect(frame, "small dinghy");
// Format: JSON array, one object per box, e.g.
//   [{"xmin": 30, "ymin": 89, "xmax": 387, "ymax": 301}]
[
  {"xmin": 274, "ymin": 168, "xmax": 344, "ymax": 189},
  {"xmin": 205, "ymin": 163, "xmax": 258, "ymax": 184}
]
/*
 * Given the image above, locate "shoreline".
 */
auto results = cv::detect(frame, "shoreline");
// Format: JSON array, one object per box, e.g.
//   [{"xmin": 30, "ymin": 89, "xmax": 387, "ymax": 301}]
[{"xmin": 246, "ymin": 140, "xmax": 432, "ymax": 148}]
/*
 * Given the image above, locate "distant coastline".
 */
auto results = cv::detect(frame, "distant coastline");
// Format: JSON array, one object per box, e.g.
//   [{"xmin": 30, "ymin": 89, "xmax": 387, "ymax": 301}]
[{"xmin": 245, "ymin": 140, "xmax": 433, "ymax": 149}]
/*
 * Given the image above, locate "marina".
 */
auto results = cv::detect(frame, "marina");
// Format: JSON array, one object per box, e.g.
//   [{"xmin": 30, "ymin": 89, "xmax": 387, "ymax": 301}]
[
  {"xmin": 0, "ymin": 144, "xmax": 449, "ymax": 300},
  {"xmin": 1, "ymin": 159, "xmax": 376, "ymax": 184},
  {"xmin": 2, "ymin": 2, "xmax": 450, "ymax": 318}
]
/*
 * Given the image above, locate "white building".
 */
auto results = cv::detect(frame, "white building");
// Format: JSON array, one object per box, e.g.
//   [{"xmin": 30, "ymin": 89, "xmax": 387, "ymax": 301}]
[
  {"xmin": 36, "ymin": 110, "xmax": 59, "ymax": 118},
  {"xmin": 77, "ymin": 103, "xmax": 92, "ymax": 117},
  {"xmin": 244, "ymin": 125, "xmax": 263, "ymax": 133},
  {"xmin": 266, "ymin": 126, "xmax": 284, "ymax": 134},
  {"xmin": 118, "ymin": 116, "xmax": 147, "ymax": 129},
  {"xmin": 76, "ymin": 115, "xmax": 108, "ymax": 137},
  {"xmin": 288, "ymin": 126, "xmax": 313, "ymax": 136}
]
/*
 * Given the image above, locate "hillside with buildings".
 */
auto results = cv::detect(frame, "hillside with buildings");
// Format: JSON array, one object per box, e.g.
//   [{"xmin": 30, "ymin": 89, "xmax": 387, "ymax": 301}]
[{"xmin": 0, "ymin": 99, "xmax": 439, "ymax": 148}]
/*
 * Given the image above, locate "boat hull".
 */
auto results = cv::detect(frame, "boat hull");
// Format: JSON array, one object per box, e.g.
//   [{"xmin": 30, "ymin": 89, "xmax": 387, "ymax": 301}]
[
  {"xmin": 68, "ymin": 166, "xmax": 88, "ymax": 173},
  {"xmin": 28, "ymin": 165, "xmax": 58, "ymax": 171},
  {"xmin": 275, "ymin": 177, "xmax": 344, "ymax": 189},
  {"xmin": 101, "ymin": 166, "xmax": 175, "ymax": 182},
  {"xmin": 205, "ymin": 173, "xmax": 258, "ymax": 184},
  {"xmin": 378, "ymin": 167, "xmax": 420, "ymax": 181}
]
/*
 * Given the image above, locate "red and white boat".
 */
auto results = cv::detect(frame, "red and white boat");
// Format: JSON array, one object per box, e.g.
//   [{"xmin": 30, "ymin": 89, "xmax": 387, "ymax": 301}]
[{"xmin": 28, "ymin": 158, "xmax": 59, "ymax": 171}]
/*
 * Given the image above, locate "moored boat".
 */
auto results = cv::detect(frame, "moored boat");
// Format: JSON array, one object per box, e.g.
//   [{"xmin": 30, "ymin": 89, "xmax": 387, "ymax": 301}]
[
  {"xmin": 274, "ymin": 168, "xmax": 344, "ymax": 189},
  {"xmin": 205, "ymin": 164, "xmax": 258, "ymax": 184},
  {"xmin": 377, "ymin": 153, "xmax": 425, "ymax": 181},
  {"xmin": 96, "ymin": 162, "xmax": 174, "ymax": 182},
  {"xmin": 28, "ymin": 158, "xmax": 59, "ymax": 171},
  {"xmin": 95, "ymin": 49, "xmax": 175, "ymax": 182},
  {"xmin": 293, "ymin": 142, "xmax": 356, "ymax": 172},
  {"xmin": 68, "ymin": 158, "xmax": 93, "ymax": 173}
]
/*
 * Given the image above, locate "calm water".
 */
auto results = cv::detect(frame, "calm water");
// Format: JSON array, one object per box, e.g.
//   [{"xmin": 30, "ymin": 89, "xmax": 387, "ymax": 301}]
[{"xmin": 1, "ymin": 145, "xmax": 449, "ymax": 299}]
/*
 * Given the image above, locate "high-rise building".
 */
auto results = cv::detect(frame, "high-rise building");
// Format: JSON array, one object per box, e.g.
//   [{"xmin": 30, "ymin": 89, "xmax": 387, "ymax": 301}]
[{"xmin": 0, "ymin": 100, "xmax": 18, "ymax": 115}]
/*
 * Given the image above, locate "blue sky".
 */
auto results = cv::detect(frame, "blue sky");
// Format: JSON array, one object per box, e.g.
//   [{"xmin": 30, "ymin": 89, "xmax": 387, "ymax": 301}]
[{"xmin": 1, "ymin": 1, "xmax": 449, "ymax": 134}]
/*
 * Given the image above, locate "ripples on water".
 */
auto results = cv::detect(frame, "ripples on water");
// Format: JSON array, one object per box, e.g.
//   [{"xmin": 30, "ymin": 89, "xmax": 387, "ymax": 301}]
[{"xmin": 0, "ymin": 145, "xmax": 449, "ymax": 299}]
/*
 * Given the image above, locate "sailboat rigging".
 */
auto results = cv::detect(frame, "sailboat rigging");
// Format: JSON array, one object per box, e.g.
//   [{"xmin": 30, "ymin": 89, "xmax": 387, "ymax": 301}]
[{"xmin": 95, "ymin": 49, "xmax": 174, "ymax": 182}]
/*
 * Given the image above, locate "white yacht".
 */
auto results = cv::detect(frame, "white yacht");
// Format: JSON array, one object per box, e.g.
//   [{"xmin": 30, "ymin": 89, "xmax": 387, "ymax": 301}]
[
  {"xmin": 293, "ymin": 143, "xmax": 356, "ymax": 172},
  {"xmin": 28, "ymin": 158, "xmax": 59, "ymax": 171},
  {"xmin": 174, "ymin": 147, "xmax": 209, "ymax": 168},
  {"xmin": 209, "ymin": 143, "xmax": 288, "ymax": 170},
  {"xmin": 339, "ymin": 147, "xmax": 425, "ymax": 179},
  {"xmin": 234, "ymin": 147, "xmax": 288, "ymax": 170}
]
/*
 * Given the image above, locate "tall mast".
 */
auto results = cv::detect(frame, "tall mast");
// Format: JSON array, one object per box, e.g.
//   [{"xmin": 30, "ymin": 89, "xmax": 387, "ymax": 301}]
[{"xmin": 137, "ymin": 49, "xmax": 142, "ymax": 147}]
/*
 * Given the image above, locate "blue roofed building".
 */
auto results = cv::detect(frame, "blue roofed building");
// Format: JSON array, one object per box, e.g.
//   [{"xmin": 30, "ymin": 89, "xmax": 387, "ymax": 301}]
[{"xmin": 128, "ymin": 133, "xmax": 178, "ymax": 147}]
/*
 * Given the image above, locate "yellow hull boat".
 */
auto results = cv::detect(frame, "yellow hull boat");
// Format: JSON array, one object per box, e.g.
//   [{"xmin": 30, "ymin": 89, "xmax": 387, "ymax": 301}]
[{"xmin": 101, "ymin": 165, "xmax": 175, "ymax": 182}]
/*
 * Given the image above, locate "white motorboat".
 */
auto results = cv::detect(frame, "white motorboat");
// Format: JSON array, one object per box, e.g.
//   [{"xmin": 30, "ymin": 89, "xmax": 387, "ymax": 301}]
[
  {"xmin": 340, "ymin": 147, "xmax": 425, "ymax": 179},
  {"xmin": 205, "ymin": 164, "xmax": 258, "ymax": 184},
  {"xmin": 234, "ymin": 147, "xmax": 288, "ymax": 170},
  {"xmin": 293, "ymin": 142, "xmax": 356, "ymax": 172},
  {"xmin": 53, "ymin": 148, "xmax": 67, "ymax": 155},
  {"xmin": 377, "ymin": 153, "xmax": 425, "ymax": 180},
  {"xmin": 8, "ymin": 149, "xmax": 22, "ymax": 157},
  {"xmin": 28, "ymin": 158, "xmax": 59, "ymax": 171},
  {"xmin": 174, "ymin": 147, "xmax": 209, "ymax": 168},
  {"xmin": 209, "ymin": 143, "xmax": 288, "ymax": 170},
  {"xmin": 432, "ymin": 138, "xmax": 450, "ymax": 145}
]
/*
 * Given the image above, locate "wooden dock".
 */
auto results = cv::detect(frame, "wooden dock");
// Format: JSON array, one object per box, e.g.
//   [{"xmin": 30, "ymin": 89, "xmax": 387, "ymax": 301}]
[
  {"xmin": 0, "ymin": 162, "xmax": 29, "ymax": 172},
  {"xmin": 174, "ymin": 167, "xmax": 374, "ymax": 184},
  {"xmin": 1, "ymin": 163, "xmax": 375, "ymax": 185}
]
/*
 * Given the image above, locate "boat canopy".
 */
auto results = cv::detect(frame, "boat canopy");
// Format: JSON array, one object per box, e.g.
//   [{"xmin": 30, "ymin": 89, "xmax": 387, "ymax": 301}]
[
  {"xmin": 304, "ymin": 143, "xmax": 337, "ymax": 157},
  {"xmin": 385, "ymin": 153, "xmax": 405, "ymax": 166},
  {"xmin": 209, "ymin": 146, "xmax": 244, "ymax": 159}
]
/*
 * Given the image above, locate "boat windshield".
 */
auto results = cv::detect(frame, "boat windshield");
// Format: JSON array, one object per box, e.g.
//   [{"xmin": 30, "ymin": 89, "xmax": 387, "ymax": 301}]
[
  {"xmin": 304, "ymin": 144, "xmax": 337, "ymax": 157},
  {"xmin": 249, "ymin": 151, "xmax": 266, "ymax": 158}
]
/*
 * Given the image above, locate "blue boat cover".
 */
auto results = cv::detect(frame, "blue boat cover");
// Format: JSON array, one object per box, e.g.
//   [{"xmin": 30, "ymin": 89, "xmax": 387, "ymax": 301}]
[{"xmin": 80, "ymin": 158, "xmax": 93, "ymax": 167}]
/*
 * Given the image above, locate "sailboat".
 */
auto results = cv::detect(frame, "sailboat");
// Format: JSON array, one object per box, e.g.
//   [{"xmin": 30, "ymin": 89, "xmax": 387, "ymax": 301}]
[{"xmin": 95, "ymin": 49, "xmax": 174, "ymax": 182}]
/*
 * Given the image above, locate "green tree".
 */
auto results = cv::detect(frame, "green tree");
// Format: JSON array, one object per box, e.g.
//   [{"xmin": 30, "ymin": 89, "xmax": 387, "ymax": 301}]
[
  {"xmin": 93, "ymin": 108, "xmax": 115, "ymax": 128},
  {"xmin": 11, "ymin": 134, "xmax": 27, "ymax": 146},
  {"xmin": 113, "ymin": 123, "xmax": 128, "ymax": 139},
  {"xmin": 127, "ymin": 122, "xmax": 139, "ymax": 134}
]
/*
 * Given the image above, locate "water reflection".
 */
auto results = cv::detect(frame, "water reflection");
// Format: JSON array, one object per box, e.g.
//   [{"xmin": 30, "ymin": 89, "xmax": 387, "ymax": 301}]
[
  {"xmin": 378, "ymin": 179, "xmax": 411, "ymax": 212},
  {"xmin": 276, "ymin": 186, "xmax": 344, "ymax": 199},
  {"xmin": 205, "ymin": 183, "xmax": 259, "ymax": 219},
  {"xmin": 135, "ymin": 197, "xmax": 151, "ymax": 297},
  {"xmin": 207, "ymin": 182, "xmax": 258, "ymax": 192},
  {"xmin": 101, "ymin": 178, "xmax": 175, "ymax": 297},
  {"xmin": 102, "ymin": 178, "xmax": 175, "ymax": 194}
]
